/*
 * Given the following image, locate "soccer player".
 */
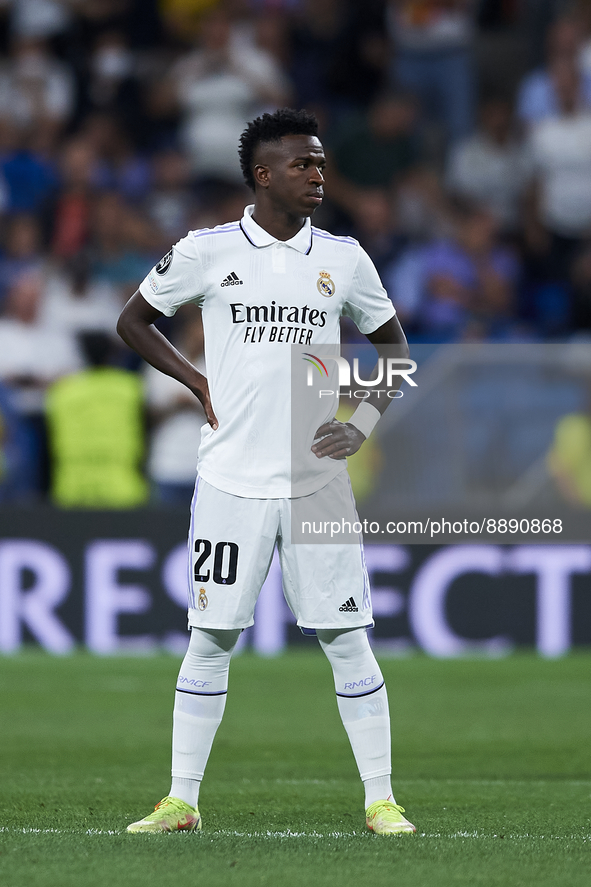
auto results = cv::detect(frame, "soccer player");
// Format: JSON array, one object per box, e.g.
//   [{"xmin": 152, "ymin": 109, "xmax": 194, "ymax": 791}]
[{"xmin": 117, "ymin": 108, "xmax": 415, "ymax": 836}]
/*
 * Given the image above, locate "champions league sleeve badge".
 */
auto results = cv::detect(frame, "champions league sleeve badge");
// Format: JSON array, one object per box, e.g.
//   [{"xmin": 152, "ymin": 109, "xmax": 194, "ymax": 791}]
[
  {"xmin": 316, "ymin": 270, "xmax": 335, "ymax": 297},
  {"xmin": 155, "ymin": 248, "xmax": 174, "ymax": 275}
]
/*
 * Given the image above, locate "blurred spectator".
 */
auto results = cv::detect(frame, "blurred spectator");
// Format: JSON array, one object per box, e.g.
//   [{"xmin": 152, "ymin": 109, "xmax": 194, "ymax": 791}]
[
  {"xmin": 38, "ymin": 252, "xmax": 123, "ymax": 336},
  {"xmin": 0, "ymin": 213, "xmax": 45, "ymax": 308},
  {"xmin": 347, "ymin": 189, "xmax": 407, "ymax": 278},
  {"xmin": 3, "ymin": 0, "xmax": 73, "ymax": 42},
  {"xmin": 326, "ymin": 92, "xmax": 418, "ymax": 216},
  {"xmin": 85, "ymin": 31, "xmax": 137, "ymax": 115},
  {"xmin": 0, "ymin": 128, "xmax": 58, "ymax": 214},
  {"xmin": 383, "ymin": 240, "xmax": 427, "ymax": 327},
  {"xmin": 474, "ymin": 4, "xmax": 528, "ymax": 111},
  {"xmin": 389, "ymin": 201, "xmax": 519, "ymax": 340},
  {"xmin": 0, "ymin": 273, "xmax": 81, "ymax": 384},
  {"xmin": 394, "ymin": 164, "xmax": 452, "ymax": 240},
  {"xmin": 446, "ymin": 95, "xmax": 529, "ymax": 234},
  {"xmin": 523, "ymin": 56, "xmax": 591, "ymax": 330},
  {"xmin": 0, "ymin": 380, "xmax": 34, "ymax": 503},
  {"xmin": 51, "ymin": 136, "xmax": 98, "ymax": 258},
  {"xmin": 521, "ymin": 0, "xmax": 574, "ymax": 68},
  {"xmin": 338, "ymin": 188, "xmax": 408, "ymax": 344},
  {"xmin": 145, "ymin": 148, "xmax": 194, "ymax": 242},
  {"xmin": 327, "ymin": 0, "xmax": 389, "ymax": 111},
  {"xmin": 0, "ymin": 38, "xmax": 75, "ymax": 146},
  {"xmin": 516, "ymin": 15, "xmax": 591, "ymax": 126},
  {"xmin": 388, "ymin": 0, "xmax": 477, "ymax": 147},
  {"xmin": 70, "ymin": 28, "xmax": 151, "ymax": 141},
  {"xmin": 170, "ymin": 7, "xmax": 291, "ymax": 180},
  {"xmin": 81, "ymin": 113, "xmax": 151, "ymax": 203},
  {"xmin": 144, "ymin": 311, "xmax": 205, "ymax": 505},
  {"xmin": 89, "ymin": 190, "xmax": 156, "ymax": 296},
  {"xmin": 46, "ymin": 331, "xmax": 148, "ymax": 508},
  {"xmin": 252, "ymin": 9, "xmax": 291, "ymax": 64},
  {"xmin": 288, "ymin": 0, "xmax": 349, "ymax": 113},
  {"xmin": 548, "ymin": 400, "xmax": 591, "ymax": 508},
  {"xmin": 289, "ymin": 0, "xmax": 388, "ymax": 117},
  {"xmin": 0, "ymin": 273, "xmax": 81, "ymax": 497}
]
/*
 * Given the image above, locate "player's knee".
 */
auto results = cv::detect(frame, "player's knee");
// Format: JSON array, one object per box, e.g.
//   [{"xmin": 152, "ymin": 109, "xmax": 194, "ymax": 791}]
[
  {"xmin": 182, "ymin": 627, "xmax": 241, "ymax": 671},
  {"xmin": 317, "ymin": 627, "xmax": 384, "ymax": 694},
  {"xmin": 189, "ymin": 626, "xmax": 241, "ymax": 655},
  {"xmin": 177, "ymin": 627, "xmax": 240, "ymax": 695},
  {"xmin": 317, "ymin": 626, "xmax": 371, "ymax": 662}
]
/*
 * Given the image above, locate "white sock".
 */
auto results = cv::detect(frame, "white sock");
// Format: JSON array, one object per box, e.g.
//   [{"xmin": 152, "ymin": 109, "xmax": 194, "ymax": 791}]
[
  {"xmin": 170, "ymin": 776, "xmax": 200, "ymax": 808},
  {"xmin": 169, "ymin": 627, "xmax": 240, "ymax": 807},
  {"xmin": 317, "ymin": 628, "xmax": 394, "ymax": 808},
  {"xmin": 363, "ymin": 775, "xmax": 395, "ymax": 808}
]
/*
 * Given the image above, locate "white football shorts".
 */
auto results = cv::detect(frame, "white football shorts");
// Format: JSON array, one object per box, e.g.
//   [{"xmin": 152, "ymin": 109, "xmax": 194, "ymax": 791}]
[{"xmin": 186, "ymin": 472, "xmax": 373, "ymax": 632}]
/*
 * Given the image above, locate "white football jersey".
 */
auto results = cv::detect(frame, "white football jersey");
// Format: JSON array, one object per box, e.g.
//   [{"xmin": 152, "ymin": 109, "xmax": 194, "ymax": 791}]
[{"xmin": 139, "ymin": 205, "xmax": 396, "ymax": 498}]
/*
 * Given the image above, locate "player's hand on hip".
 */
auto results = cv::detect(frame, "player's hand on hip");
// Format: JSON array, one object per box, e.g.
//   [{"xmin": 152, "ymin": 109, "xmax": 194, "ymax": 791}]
[
  {"xmin": 202, "ymin": 393, "xmax": 219, "ymax": 431},
  {"xmin": 312, "ymin": 420, "xmax": 365, "ymax": 460},
  {"xmin": 190, "ymin": 376, "xmax": 218, "ymax": 431}
]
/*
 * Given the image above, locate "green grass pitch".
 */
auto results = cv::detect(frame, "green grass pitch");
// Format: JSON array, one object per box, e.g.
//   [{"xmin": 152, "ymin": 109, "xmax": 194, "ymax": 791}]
[{"xmin": 1, "ymin": 649, "xmax": 590, "ymax": 887}]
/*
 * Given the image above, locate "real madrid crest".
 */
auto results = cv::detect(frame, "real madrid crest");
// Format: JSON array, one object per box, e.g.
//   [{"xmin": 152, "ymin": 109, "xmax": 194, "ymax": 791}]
[
  {"xmin": 317, "ymin": 270, "xmax": 335, "ymax": 297},
  {"xmin": 197, "ymin": 588, "xmax": 208, "ymax": 611}
]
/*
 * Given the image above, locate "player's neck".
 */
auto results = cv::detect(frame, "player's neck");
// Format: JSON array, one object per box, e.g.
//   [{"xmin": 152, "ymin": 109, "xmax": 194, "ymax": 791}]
[{"xmin": 251, "ymin": 202, "xmax": 308, "ymax": 242}]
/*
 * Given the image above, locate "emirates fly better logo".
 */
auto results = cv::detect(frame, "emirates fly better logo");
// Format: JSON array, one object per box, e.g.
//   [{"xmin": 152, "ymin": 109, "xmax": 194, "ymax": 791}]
[{"xmin": 303, "ymin": 352, "xmax": 417, "ymax": 399}]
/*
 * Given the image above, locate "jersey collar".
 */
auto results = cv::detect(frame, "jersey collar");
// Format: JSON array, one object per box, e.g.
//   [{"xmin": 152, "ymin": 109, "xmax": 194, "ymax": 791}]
[{"xmin": 240, "ymin": 204, "xmax": 313, "ymax": 255}]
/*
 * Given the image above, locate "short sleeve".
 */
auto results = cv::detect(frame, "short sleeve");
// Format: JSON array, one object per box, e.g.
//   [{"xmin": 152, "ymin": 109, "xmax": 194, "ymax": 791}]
[
  {"xmin": 341, "ymin": 246, "xmax": 396, "ymax": 335},
  {"xmin": 139, "ymin": 235, "xmax": 205, "ymax": 317}
]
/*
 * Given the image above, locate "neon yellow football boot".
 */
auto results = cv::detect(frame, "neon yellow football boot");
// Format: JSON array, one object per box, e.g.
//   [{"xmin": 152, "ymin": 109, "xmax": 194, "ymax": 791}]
[
  {"xmin": 126, "ymin": 796, "xmax": 201, "ymax": 833},
  {"xmin": 366, "ymin": 800, "xmax": 416, "ymax": 835}
]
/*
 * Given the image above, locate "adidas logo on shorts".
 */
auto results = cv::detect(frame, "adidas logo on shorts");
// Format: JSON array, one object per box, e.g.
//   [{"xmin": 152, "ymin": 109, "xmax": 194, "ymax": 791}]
[
  {"xmin": 339, "ymin": 596, "xmax": 358, "ymax": 612},
  {"xmin": 221, "ymin": 271, "xmax": 243, "ymax": 287}
]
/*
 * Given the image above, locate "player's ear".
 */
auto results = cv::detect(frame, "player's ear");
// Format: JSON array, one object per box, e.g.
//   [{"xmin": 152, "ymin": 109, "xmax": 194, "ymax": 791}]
[{"xmin": 253, "ymin": 164, "xmax": 270, "ymax": 189}]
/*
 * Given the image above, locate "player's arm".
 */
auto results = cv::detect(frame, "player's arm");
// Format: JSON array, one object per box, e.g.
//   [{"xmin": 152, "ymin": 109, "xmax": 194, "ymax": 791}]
[
  {"xmin": 312, "ymin": 314, "xmax": 408, "ymax": 460},
  {"xmin": 117, "ymin": 291, "xmax": 218, "ymax": 430}
]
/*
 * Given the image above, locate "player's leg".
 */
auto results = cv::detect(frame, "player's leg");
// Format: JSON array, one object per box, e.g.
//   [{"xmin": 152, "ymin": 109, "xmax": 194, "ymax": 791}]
[
  {"xmin": 316, "ymin": 627, "xmax": 392, "ymax": 802},
  {"xmin": 126, "ymin": 626, "xmax": 239, "ymax": 834},
  {"xmin": 127, "ymin": 479, "xmax": 279, "ymax": 833},
  {"xmin": 170, "ymin": 626, "xmax": 241, "ymax": 806},
  {"xmin": 279, "ymin": 474, "xmax": 415, "ymax": 835},
  {"xmin": 316, "ymin": 627, "xmax": 414, "ymax": 835}
]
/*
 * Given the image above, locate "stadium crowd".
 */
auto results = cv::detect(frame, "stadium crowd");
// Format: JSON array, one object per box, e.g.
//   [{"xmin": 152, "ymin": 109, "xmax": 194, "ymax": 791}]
[{"xmin": 0, "ymin": 0, "xmax": 590, "ymax": 505}]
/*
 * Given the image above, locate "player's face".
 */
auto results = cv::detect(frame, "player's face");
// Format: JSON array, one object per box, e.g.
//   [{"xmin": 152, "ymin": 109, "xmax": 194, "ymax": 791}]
[{"xmin": 254, "ymin": 134, "xmax": 325, "ymax": 216}]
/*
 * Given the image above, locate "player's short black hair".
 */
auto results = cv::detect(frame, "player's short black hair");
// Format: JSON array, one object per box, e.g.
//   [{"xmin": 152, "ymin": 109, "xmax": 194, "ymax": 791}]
[{"xmin": 238, "ymin": 108, "xmax": 319, "ymax": 191}]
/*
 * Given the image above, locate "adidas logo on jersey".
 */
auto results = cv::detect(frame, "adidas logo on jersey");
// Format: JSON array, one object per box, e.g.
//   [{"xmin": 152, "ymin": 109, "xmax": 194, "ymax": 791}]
[
  {"xmin": 221, "ymin": 271, "xmax": 243, "ymax": 287},
  {"xmin": 339, "ymin": 597, "xmax": 358, "ymax": 612}
]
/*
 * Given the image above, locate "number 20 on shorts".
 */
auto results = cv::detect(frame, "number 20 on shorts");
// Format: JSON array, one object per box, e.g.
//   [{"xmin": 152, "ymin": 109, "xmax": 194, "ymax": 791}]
[{"xmin": 194, "ymin": 539, "xmax": 239, "ymax": 585}]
